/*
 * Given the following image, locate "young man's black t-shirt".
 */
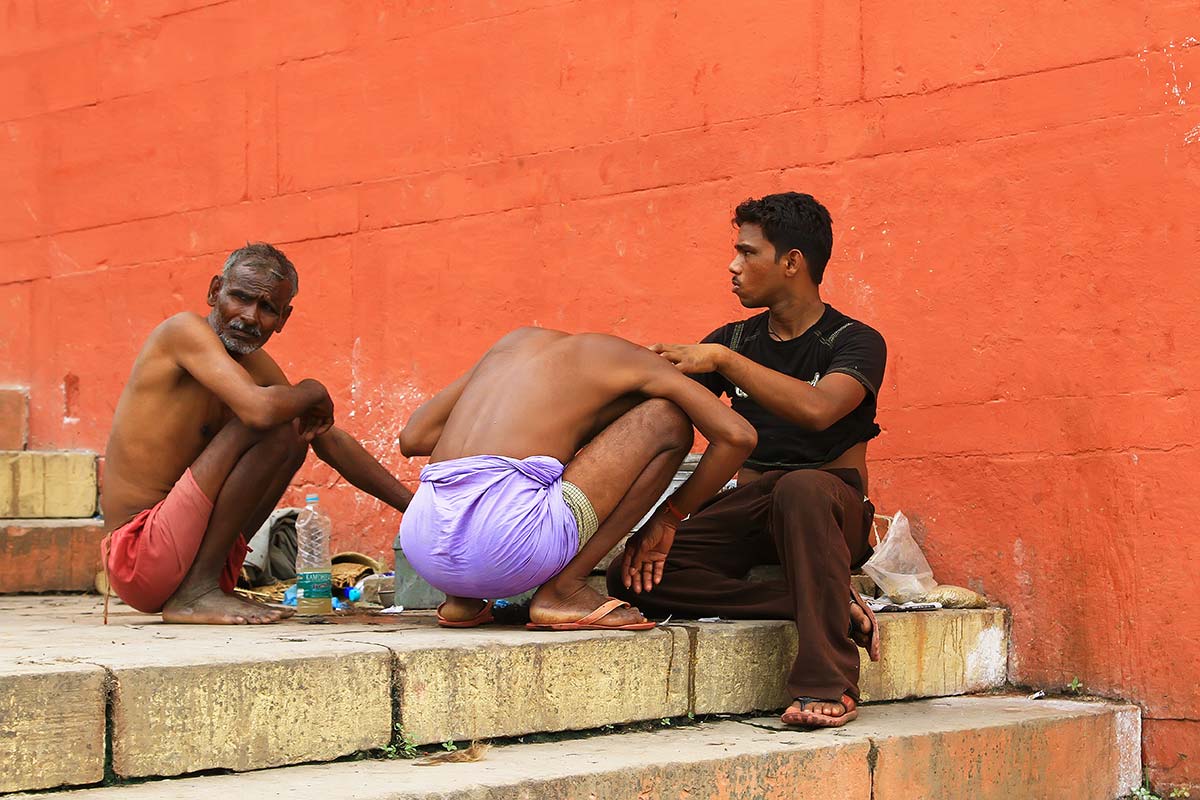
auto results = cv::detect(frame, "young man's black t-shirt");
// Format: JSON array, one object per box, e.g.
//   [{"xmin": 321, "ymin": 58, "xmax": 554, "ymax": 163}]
[{"xmin": 693, "ymin": 305, "xmax": 886, "ymax": 472}]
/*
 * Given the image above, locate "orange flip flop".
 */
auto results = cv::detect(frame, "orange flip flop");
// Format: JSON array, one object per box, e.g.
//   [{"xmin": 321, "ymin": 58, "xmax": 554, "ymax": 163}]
[
  {"xmin": 525, "ymin": 598, "xmax": 657, "ymax": 631},
  {"xmin": 436, "ymin": 600, "xmax": 495, "ymax": 628},
  {"xmin": 781, "ymin": 694, "xmax": 860, "ymax": 728}
]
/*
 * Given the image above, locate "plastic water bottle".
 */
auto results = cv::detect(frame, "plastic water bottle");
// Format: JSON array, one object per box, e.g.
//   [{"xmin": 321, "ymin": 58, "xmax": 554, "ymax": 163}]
[{"xmin": 294, "ymin": 493, "xmax": 332, "ymax": 615}]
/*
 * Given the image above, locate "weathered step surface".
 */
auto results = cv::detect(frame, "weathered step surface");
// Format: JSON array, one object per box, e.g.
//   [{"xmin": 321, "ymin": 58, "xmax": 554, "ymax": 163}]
[
  {"xmin": 14, "ymin": 696, "xmax": 1140, "ymax": 800},
  {"xmin": 0, "ymin": 451, "xmax": 98, "ymax": 518},
  {"xmin": 0, "ymin": 595, "xmax": 1007, "ymax": 792},
  {"xmin": 0, "ymin": 518, "xmax": 104, "ymax": 593}
]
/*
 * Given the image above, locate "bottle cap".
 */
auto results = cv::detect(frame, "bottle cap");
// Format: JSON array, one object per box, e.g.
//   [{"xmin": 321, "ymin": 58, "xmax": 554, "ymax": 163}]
[{"xmin": 305, "ymin": 493, "xmax": 319, "ymax": 504}]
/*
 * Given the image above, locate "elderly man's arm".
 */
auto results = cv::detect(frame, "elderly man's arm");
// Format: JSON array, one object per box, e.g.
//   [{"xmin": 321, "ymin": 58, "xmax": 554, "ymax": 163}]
[
  {"xmin": 312, "ymin": 427, "xmax": 413, "ymax": 512},
  {"xmin": 237, "ymin": 346, "xmax": 412, "ymax": 512},
  {"xmin": 168, "ymin": 313, "xmax": 333, "ymax": 437}
]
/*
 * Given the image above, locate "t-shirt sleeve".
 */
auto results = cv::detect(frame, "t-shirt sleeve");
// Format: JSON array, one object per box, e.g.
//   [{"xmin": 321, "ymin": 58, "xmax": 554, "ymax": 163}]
[
  {"xmin": 690, "ymin": 325, "xmax": 731, "ymax": 397},
  {"xmin": 825, "ymin": 324, "xmax": 887, "ymax": 396}
]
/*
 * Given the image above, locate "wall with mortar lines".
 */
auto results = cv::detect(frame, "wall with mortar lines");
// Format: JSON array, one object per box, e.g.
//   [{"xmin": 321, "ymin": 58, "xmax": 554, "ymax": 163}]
[{"xmin": 1, "ymin": 0, "xmax": 1198, "ymax": 788}]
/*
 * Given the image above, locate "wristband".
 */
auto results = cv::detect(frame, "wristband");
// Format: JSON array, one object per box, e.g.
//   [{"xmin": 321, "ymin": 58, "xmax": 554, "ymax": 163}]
[{"xmin": 664, "ymin": 497, "xmax": 687, "ymax": 523}]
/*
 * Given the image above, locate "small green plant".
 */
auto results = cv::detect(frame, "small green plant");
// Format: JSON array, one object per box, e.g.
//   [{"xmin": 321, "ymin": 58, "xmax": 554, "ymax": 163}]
[
  {"xmin": 659, "ymin": 717, "xmax": 672, "ymax": 726},
  {"xmin": 1129, "ymin": 776, "xmax": 1191, "ymax": 800},
  {"xmin": 380, "ymin": 724, "xmax": 420, "ymax": 759},
  {"xmin": 1067, "ymin": 676, "xmax": 1083, "ymax": 695},
  {"xmin": 441, "ymin": 740, "xmax": 458, "ymax": 752}
]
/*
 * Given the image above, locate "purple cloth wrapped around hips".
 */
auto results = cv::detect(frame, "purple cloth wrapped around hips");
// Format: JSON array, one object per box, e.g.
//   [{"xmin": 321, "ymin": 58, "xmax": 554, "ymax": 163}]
[{"xmin": 399, "ymin": 454, "xmax": 580, "ymax": 600}]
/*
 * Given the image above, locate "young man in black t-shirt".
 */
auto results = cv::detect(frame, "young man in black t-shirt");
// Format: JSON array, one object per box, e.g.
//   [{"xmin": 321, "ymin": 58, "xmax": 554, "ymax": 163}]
[{"xmin": 608, "ymin": 192, "xmax": 887, "ymax": 728}]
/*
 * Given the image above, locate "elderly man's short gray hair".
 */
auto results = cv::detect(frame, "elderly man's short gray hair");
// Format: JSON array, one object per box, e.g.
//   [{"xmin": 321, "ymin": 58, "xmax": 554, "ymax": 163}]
[{"xmin": 221, "ymin": 242, "xmax": 299, "ymax": 296}]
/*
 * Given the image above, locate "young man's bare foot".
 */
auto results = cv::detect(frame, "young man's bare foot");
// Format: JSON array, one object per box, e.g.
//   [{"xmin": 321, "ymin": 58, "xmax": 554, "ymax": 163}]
[
  {"xmin": 850, "ymin": 600, "xmax": 872, "ymax": 648},
  {"xmin": 163, "ymin": 587, "xmax": 287, "ymax": 624},
  {"xmin": 781, "ymin": 695, "xmax": 859, "ymax": 728},
  {"xmin": 529, "ymin": 580, "xmax": 648, "ymax": 628}
]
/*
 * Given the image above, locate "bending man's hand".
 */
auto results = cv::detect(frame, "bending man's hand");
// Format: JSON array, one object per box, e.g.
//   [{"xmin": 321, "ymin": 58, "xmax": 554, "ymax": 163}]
[
  {"xmin": 620, "ymin": 516, "xmax": 677, "ymax": 594},
  {"xmin": 649, "ymin": 343, "xmax": 727, "ymax": 374}
]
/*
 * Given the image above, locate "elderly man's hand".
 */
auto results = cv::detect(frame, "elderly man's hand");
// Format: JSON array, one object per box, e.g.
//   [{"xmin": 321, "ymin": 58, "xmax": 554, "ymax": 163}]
[
  {"xmin": 649, "ymin": 343, "xmax": 727, "ymax": 374},
  {"xmin": 620, "ymin": 516, "xmax": 677, "ymax": 594},
  {"xmin": 297, "ymin": 379, "xmax": 335, "ymax": 442}
]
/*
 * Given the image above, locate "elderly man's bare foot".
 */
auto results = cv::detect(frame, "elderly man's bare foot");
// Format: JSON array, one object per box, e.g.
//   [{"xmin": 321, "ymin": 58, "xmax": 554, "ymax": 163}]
[
  {"xmin": 530, "ymin": 580, "xmax": 648, "ymax": 628},
  {"xmin": 163, "ymin": 587, "xmax": 287, "ymax": 624},
  {"xmin": 242, "ymin": 594, "xmax": 297, "ymax": 620}
]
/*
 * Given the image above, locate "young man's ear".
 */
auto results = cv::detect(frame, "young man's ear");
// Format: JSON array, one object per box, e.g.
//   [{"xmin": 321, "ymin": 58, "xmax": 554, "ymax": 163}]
[
  {"xmin": 782, "ymin": 249, "xmax": 806, "ymax": 278},
  {"xmin": 206, "ymin": 275, "xmax": 222, "ymax": 307}
]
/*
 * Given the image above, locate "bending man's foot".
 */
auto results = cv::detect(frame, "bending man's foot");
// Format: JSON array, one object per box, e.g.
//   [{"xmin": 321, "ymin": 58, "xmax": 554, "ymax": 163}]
[
  {"xmin": 437, "ymin": 596, "xmax": 490, "ymax": 624},
  {"xmin": 163, "ymin": 586, "xmax": 288, "ymax": 624},
  {"xmin": 530, "ymin": 580, "xmax": 648, "ymax": 628}
]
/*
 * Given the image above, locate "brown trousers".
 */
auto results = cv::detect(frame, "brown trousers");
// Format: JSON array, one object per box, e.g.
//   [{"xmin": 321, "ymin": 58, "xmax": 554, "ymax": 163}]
[{"xmin": 607, "ymin": 468, "xmax": 874, "ymax": 702}]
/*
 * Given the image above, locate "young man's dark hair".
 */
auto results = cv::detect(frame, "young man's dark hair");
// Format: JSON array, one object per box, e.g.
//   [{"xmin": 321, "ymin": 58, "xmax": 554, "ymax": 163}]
[{"xmin": 733, "ymin": 192, "xmax": 833, "ymax": 284}]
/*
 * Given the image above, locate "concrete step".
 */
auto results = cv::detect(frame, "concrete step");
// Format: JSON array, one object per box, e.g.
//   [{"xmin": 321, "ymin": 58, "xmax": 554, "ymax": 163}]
[
  {"xmin": 0, "ymin": 388, "xmax": 29, "ymax": 450},
  {"xmin": 13, "ymin": 696, "xmax": 1141, "ymax": 800},
  {"xmin": 0, "ymin": 518, "xmax": 104, "ymax": 593},
  {"xmin": 0, "ymin": 451, "xmax": 98, "ymax": 518},
  {"xmin": 0, "ymin": 595, "xmax": 1007, "ymax": 792}
]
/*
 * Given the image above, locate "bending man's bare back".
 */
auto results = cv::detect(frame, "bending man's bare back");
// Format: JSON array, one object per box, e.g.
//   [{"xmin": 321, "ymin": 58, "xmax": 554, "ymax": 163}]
[
  {"xmin": 398, "ymin": 327, "xmax": 757, "ymax": 629},
  {"xmin": 102, "ymin": 243, "xmax": 412, "ymax": 625}
]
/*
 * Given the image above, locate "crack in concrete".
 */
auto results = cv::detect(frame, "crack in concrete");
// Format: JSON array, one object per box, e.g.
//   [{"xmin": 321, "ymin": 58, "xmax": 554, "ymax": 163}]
[{"xmin": 867, "ymin": 736, "xmax": 879, "ymax": 800}]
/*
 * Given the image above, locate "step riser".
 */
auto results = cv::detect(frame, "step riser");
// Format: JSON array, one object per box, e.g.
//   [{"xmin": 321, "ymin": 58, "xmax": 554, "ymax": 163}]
[
  {"xmin": 0, "ymin": 521, "xmax": 104, "ymax": 593},
  {"xmin": 1, "ymin": 606, "xmax": 1008, "ymax": 790},
  {"xmin": 0, "ymin": 452, "xmax": 98, "ymax": 519},
  {"xmin": 13, "ymin": 700, "xmax": 1141, "ymax": 800},
  {"xmin": 691, "ymin": 610, "xmax": 1007, "ymax": 713}
]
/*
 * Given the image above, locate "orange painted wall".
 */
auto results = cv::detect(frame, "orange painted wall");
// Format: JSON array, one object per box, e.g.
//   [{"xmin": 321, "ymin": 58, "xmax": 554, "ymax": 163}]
[{"xmin": 2, "ymin": 0, "xmax": 1198, "ymax": 787}]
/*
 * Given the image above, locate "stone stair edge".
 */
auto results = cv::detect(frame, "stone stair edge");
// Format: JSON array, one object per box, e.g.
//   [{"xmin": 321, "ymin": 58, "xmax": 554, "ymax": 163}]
[
  {"xmin": 0, "ymin": 598, "xmax": 1009, "ymax": 792},
  {"xmin": 6, "ymin": 696, "xmax": 1141, "ymax": 800}
]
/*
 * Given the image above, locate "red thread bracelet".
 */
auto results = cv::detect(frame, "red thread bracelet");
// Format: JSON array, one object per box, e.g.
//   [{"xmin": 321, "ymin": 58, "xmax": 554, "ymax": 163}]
[{"xmin": 665, "ymin": 497, "xmax": 687, "ymax": 523}]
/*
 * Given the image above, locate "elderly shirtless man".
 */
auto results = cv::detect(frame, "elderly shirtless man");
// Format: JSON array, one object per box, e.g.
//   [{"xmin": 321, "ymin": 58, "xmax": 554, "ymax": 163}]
[
  {"xmin": 397, "ymin": 328, "xmax": 756, "ymax": 629},
  {"xmin": 102, "ymin": 243, "xmax": 412, "ymax": 624}
]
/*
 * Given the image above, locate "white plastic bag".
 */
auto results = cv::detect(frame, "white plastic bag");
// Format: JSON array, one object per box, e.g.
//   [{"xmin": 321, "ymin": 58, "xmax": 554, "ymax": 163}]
[{"xmin": 862, "ymin": 511, "xmax": 937, "ymax": 604}]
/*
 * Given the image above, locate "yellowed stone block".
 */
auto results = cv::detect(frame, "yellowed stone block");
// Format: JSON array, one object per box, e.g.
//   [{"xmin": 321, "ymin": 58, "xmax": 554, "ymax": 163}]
[
  {"xmin": 111, "ymin": 650, "xmax": 392, "ymax": 778},
  {"xmin": 391, "ymin": 627, "xmax": 690, "ymax": 744},
  {"xmin": 0, "ymin": 663, "xmax": 107, "ymax": 793},
  {"xmin": 688, "ymin": 609, "xmax": 1008, "ymax": 714},
  {"xmin": 0, "ymin": 451, "xmax": 97, "ymax": 518}
]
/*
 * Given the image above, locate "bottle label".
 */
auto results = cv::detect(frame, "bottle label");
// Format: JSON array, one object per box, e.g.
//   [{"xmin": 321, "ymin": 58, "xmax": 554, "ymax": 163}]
[{"xmin": 296, "ymin": 571, "xmax": 332, "ymax": 599}]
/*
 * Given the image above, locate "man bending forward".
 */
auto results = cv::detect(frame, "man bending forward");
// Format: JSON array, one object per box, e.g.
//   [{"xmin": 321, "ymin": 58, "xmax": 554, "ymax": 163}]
[
  {"xmin": 398, "ymin": 328, "xmax": 756, "ymax": 629},
  {"xmin": 102, "ymin": 243, "xmax": 413, "ymax": 624}
]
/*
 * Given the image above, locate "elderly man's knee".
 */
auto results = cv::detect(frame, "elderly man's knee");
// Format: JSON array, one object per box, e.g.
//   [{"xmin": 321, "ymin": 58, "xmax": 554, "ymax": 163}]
[
  {"xmin": 259, "ymin": 422, "xmax": 309, "ymax": 466},
  {"xmin": 639, "ymin": 398, "xmax": 693, "ymax": 451}
]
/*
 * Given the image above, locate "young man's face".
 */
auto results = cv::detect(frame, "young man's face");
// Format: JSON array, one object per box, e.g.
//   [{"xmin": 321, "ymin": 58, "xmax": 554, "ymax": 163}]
[
  {"xmin": 206, "ymin": 264, "xmax": 294, "ymax": 356},
  {"xmin": 728, "ymin": 223, "xmax": 787, "ymax": 308}
]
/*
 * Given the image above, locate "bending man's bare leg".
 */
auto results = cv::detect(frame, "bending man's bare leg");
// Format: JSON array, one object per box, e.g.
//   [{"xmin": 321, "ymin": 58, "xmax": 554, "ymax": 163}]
[
  {"xmin": 162, "ymin": 420, "xmax": 308, "ymax": 624},
  {"xmin": 529, "ymin": 398, "xmax": 693, "ymax": 627}
]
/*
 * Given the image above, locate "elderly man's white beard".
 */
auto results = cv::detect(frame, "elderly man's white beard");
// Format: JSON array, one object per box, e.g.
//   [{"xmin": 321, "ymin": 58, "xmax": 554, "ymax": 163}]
[{"xmin": 219, "ymin": 330, "xmax": 261, "ymax": 355}]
